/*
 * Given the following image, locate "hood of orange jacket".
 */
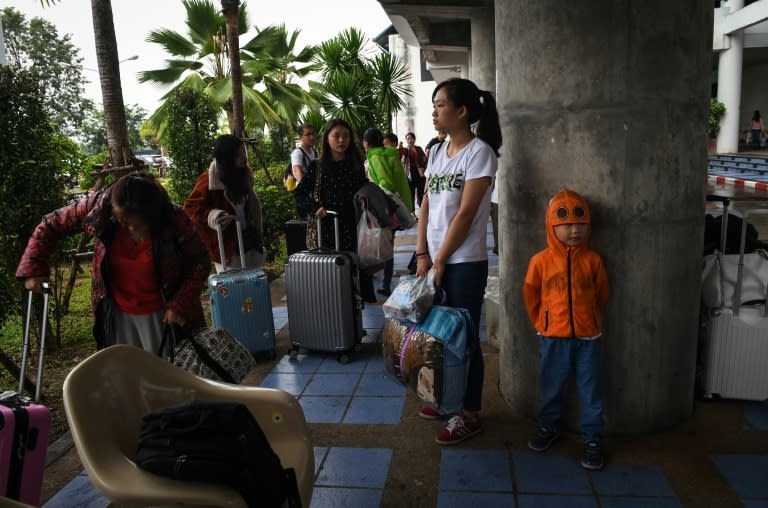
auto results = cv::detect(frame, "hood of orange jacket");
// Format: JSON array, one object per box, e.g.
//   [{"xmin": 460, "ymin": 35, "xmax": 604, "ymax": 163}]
[{"xmin": 523, "ymin": 189, "xmax": 609, "ymax": 338}]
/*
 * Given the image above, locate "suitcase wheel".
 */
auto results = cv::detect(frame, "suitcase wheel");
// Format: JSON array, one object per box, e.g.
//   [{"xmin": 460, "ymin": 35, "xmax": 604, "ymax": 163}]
[{"xmin": 289, "ymin": 348, "xmax": 300, "ymax": 361}]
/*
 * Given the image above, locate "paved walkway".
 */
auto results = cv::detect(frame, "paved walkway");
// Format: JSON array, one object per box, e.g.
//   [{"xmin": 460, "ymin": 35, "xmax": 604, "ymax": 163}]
[{"xmin": 40, "ymin": 221, "xmax": 768, "ymax": 508}]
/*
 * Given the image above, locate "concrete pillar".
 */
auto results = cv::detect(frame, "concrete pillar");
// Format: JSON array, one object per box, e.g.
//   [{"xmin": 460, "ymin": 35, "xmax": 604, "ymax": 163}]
[
  {"xmin": 471, "ymin": 7, "xmax": 496, "ymax": 94},
  {"xmin": 716, "ymin": 0, "xmax": 745, "ymax": 154},
  {"xmin": 0, "ymin": 20, "xmax": 7, "ymax": 66},
  {"xmin": 496, "ymin": 1, "xmax": 712, "ymax": 433}
]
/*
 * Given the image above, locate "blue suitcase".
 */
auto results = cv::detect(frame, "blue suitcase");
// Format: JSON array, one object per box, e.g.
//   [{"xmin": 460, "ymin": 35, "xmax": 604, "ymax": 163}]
[{"xmin": 208, "ymin": 215, "xmax": 276, "ymax": 357}]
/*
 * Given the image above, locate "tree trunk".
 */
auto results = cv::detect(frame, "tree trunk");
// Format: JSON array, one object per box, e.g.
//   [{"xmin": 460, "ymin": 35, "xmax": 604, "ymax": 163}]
[
  {"xmin": 91, "ymin": 0, "xmax": 134, "ymax": 176},
  {"xmin": 222, "ymin": 0, "xmax": 244, "ymax": 138}
]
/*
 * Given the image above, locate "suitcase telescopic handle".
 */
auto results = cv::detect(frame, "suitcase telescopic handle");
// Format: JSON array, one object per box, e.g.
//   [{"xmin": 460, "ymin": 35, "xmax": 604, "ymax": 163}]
[
  {"xmin": 706, "ymin": 194, "xmax": 731, "ymax": 254},
  {"xmin": 19, "ymin": 282, "xmax": 51, "ymax": 402},
  {"xmin": 215, "ymin": 214, "xmax": 246, "ymax": 271},
  {"xmin": 316, "ymin": 210, "xmax": 341, "ymax": 251},
  {"xmin": 733, "ymin": 208, "xmax": 768, "ymax": 316}
]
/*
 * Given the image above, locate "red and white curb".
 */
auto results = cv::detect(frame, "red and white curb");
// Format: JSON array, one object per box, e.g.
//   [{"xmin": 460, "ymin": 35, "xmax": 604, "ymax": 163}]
[{"xmin": 708, "ymin": 174, "xmax": 768, "ymax": 191}]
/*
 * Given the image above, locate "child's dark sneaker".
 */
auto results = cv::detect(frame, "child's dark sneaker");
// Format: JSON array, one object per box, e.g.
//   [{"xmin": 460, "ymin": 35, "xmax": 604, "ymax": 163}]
[
  {"xmin": 419, "ymin": 406, "xmax": 442, "ymax": 420},
  {"xmin": 528, "ymin": 426, "xmax": 560, "ymax": 452},
  {"xmin": 435, "ymin": 414, "xmax": 481, "ymax": 445},
  {"xmin": 581, "ymin": 441, "xmax": 604, "ymax": 470}
]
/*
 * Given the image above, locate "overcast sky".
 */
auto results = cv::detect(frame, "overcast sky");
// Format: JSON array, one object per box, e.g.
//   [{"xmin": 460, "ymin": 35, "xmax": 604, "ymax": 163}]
[{"xmin": 0, "ymin": 0, "xmax": 392, "ymax": 113}]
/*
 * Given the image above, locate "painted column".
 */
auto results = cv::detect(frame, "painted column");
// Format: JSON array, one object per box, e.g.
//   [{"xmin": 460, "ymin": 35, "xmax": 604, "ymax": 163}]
[
  {"xmin": 496, "ymin": 1, "xmax": 712, "ymax": 433},
  {"xmin": 716, "ymin": 0, "xmax": 745, "ymax": 154},
  {"xmin": 471, "ymin": 6, "xmax": 496, "ymax": 94}
]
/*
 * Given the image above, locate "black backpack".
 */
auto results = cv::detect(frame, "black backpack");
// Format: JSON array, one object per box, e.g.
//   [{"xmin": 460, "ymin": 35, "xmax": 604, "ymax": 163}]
[{"xmin": 135, "ymin": 400, "xmax": 301, "ymax": 508}]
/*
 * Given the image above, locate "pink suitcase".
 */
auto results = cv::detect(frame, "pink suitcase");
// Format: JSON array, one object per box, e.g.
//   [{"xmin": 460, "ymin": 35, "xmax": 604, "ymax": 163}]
[{"xmin": 0, "ymin": 285, "xmax": 53, "ymax": 505}]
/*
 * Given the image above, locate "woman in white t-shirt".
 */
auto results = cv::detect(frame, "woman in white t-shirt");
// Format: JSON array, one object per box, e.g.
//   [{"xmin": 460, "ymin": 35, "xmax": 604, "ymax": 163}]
[{"xmin": 414, "ymin": 77, "xmax": 502, "ymax": 445}]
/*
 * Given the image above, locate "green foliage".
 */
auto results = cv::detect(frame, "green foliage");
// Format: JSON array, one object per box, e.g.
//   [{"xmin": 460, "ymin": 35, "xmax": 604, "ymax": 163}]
[
  {"xmin": 140, "ymin": 1, "xmax": 316, "ymax": 142},
  {"xmin": 311, "ymin": 28, "xmax": 412, "ymax": 136},
  {"xmin": 709, "ymin": 98, "xmax": 726, "ymax": 139},
  {"xmin": 1, "ymin": 7, "xmax": 92, "ymax": 135},
  {"xmin": 79, "ymin": 104, "xmax": 149, "ymax": 156},
  {"xmin": 164, "ymin": 87, "xmax": 219, "ymax": 204},
  {"xmin": 252, "ymin": 162, "xmax": 297, "ymax": 262},
  {"xmin": 0, "ymin": 66, "xmax": 70, "ymax": 328}
]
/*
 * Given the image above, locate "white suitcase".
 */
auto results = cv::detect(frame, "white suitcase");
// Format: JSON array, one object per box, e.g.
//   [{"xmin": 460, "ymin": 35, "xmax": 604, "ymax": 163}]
[{"xmin": 702, "ymin": 207, "xmax": 768, "ymax": 400}]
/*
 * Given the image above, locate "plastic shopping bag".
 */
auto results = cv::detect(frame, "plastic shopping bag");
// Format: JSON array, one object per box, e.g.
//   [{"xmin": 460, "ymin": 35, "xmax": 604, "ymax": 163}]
[
  {"xmin": 357, "ymin": 209, "xmax": 394, "ymax": 269},
  {"xmin": 383, "ymin": 269, "xmax": 436, "ymax": 323}
]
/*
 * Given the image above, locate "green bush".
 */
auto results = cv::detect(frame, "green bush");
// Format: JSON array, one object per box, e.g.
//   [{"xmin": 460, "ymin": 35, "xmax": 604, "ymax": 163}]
[
  {"xmin": 252, "ymin": 162, "xmax": 298, "ymax": 262},
  {"xmin": 164, "ymin": 88, "xmax": 219, "ymax": 205},
  {"xmin": 709, "ymin": 98, "xmax": 726, "ymax": 139}
]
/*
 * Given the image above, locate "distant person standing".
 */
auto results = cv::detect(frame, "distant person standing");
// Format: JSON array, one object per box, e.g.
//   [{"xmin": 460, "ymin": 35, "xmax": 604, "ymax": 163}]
[
  {"xmin": 404, "ymin": 132, "xmax": 427, "ymax": 208},
  {"xmin": 291, "ymin": 123, "xmax": 318, "ymax": 184},
  {"xmin": 425, "ymin": 130, "xmax": 447, "ymax": 157},
  {"xmin": 750, "ymin": 110, "xmax": 765, "ymax": 149}
]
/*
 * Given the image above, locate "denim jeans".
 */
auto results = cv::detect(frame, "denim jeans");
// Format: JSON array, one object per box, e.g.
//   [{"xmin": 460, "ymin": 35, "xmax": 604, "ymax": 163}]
[
  {"xmin": 538, "ymin": 336, "xmax": 605, "ymax": 443},
  {"xmin": 440, "ymin": 261, "xmax": 488, "ymax": 412}
]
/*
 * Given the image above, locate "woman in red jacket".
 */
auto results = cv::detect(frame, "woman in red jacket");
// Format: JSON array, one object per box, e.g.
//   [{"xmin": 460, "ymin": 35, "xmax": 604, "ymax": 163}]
[{"xmin": 17, "ymin": 173, "xmax": 210, "ymax": 352}]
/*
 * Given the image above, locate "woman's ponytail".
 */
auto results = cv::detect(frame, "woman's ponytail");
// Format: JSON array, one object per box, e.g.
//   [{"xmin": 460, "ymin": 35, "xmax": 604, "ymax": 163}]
[{"xmin": 476, "ymin": 90, "xmax": 502, "ymax": 157}]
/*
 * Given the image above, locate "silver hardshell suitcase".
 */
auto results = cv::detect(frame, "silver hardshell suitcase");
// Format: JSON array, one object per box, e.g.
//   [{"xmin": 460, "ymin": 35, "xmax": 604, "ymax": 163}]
[
  {"xmin": 702, "ymin": 205, "xmax": 768, "ymax": 400},
  {"xmin": 285, "ymin": 211, "xmax": 364, "ymax": 363}
]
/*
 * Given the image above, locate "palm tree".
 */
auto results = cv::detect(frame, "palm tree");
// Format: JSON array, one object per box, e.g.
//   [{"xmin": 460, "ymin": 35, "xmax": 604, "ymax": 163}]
[
  {"xmin": 312, "ymin": 28, "xmax": 412, "ymax": 136},
  {"xmin": 40, "ymin": 0, "xmax": 137, "ymax": 185},
  {"xmin": 140, "ymin": 0, "xmax": 316, "ymax": 140},
  {"xmin": 221, "ymin": 0, "xmax": 243, "ymax": 137}
]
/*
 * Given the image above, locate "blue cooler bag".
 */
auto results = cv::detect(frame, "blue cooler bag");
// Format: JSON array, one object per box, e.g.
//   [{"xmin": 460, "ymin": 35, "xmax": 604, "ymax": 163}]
[{"xmin": 381, "ymin": 306, "xmax": 474, "ymax": 415}]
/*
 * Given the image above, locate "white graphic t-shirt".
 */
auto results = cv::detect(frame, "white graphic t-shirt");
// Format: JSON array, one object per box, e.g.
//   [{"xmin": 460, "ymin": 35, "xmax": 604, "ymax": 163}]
[{"xmin": 425, "ymin": 137, "xmax": 497, "ymax": 264}]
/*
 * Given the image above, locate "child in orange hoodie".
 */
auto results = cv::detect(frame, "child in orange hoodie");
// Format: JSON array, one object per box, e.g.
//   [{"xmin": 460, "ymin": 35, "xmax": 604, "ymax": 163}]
[{"xmin": 523, "ymin": 189, "xmax": 610, "ymax": 470}]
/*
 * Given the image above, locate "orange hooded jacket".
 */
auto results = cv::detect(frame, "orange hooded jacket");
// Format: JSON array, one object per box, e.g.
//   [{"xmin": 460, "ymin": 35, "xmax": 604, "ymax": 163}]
[{"xmin": 523, "ymin": 190, "xmax": 609, "ymax": 338}]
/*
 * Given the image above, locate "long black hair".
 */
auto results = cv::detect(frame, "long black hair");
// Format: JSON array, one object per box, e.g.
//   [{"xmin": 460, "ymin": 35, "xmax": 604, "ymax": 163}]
[
  {"xmin": 109, "ymin": 172, "xmax": 173, "ymax": 234},
  {"xmin": 753, "ymin": 110, "xmax": 762, "ymax": 122},
  {"xmin": 363, "ymin": 127, "xmax": 384, "ymax": 148},
  {"xmin": 319, "ymin": 118, "xmax": 363, "ymax": 171},
  {"xmin": 433, "ymin": 78, "xmax": 502, "ymax": 157},
  {"xmin": 213, "ymin": 134, "xmax": 248, "ymax": 201}
]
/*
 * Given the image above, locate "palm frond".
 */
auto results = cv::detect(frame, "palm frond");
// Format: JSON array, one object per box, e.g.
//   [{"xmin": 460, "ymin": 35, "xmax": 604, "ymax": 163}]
[
  {"xmin": 183, "ymin": 0, "xmax": 224, "ymax": 46},
  {"xmin": 138, "ymin": 59, "xmax": 203, "ymax": 85},
  {"xmin": 145, "ymin": 28, "xmax": 198, "ymax": 57}
]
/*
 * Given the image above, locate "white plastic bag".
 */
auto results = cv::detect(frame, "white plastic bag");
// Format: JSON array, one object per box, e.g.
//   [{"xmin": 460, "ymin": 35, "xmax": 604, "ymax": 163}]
[
  {"xmin": 357, "ymin": 209, "xmax": 394, "ymax": 268},
  {"xmin": 383, "ymin": 270, "xmax": 436, "ymax": 323}
]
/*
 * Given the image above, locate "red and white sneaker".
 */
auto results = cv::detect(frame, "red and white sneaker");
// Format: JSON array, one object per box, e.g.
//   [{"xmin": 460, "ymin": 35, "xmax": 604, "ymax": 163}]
[
  {"xmin": 435, "ymin": 414, "xmax": 481, "ymax": 445},
  {"xmin": 419, "ymin": 406, "xmax": 442, "ymax": 420}
]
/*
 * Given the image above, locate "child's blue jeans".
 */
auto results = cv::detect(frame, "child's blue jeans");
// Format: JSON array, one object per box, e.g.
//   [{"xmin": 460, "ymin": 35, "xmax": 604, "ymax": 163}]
[
  {"xmin": 440, "ymin": 261, "xmax": 487, "ymax": 413},
  {"xmin": 538, "ymin": 336, "xmax": 605, "ymax": 443}
]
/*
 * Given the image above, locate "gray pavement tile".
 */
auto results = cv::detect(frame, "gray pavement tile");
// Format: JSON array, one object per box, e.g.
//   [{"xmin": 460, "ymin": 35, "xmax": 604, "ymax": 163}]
[{"xmin": 309, "ymin": 487, "xmax": 383, "ymax": 507}]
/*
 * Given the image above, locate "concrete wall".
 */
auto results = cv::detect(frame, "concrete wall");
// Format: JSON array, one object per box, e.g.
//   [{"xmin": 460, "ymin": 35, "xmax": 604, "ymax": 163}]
[
  {"xmin": 496, "ymin": 0, "xmax": 713, "ymax": 433},
  {"xmin": 389, "ymin": 34, "xmax": 438, "ymax": 144}
]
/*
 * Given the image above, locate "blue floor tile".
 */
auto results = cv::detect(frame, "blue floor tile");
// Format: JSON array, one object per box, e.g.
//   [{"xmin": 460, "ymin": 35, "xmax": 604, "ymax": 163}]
[
  {"xmin": 273, "ymin": 354, "xmax": 324, "ymax": 374},
  {"xmin": 711, "ymin": 454, "xmax": 768, "ymax": 498},
  {"xmin": 303, "ymin": 373, "xmax": 361, "ymax": 396},
  {"xmin": 343, "ymin": 396, "xmax": 405, "ymax": 424},
  {"xmin": 366, "ymin": 356, "xmax": 386, "ymax": 373},
  {"xmin": 744, "ymin": 402, "xmax": 768, "ymax": 430},
  {"xmin": 259, "ymin": 372, "xmax": 312, "ymax": 396},
  {"xmin": 317, "ymin": 356, "xmax": 368, "ymax": 373},
  {"xmin": 517, "ymin": 495, "xmax": 597, "ymax": 508},
  {"xmin": 591, "ymin": 464, "xmax": 675, "ymax": 497},
  {"xmin": 743, "ymin": 500, "xmax": 768, "ymax": 508},
  {"xmin": 42, "ymin": 474, "xmax": 109, "ymax": 508},
  {"xmin": 513, "ymin": 451, "xmax": 592, "ymax": 495},
  {"xmin": 600, "ymin": 498, "xmax": 682, "ymax": 508},
  {"xmin": 315, "ymin": 447, "xmax": 392, "ymax": 488},
  {"xmin": 519, "ymin": 495, "xmax": 596, "ymax": 508},
  {"xmin": 298, "ymin": 396, "xmax": 350, "ymax": 423},
  {"xmin": 309, "ymin": 487, "xmax": 383, "ymax": 508},
  {"xmin": 313, "ymin": 447, "xmax": 328, "ymax": 476},
  {"xmin": 438, "ymin": 491, "xmax": 517, "ymax": 508},
  {"xmin": 439, "ymin": 449, "xmax": 513, "ymax": 492},
  {"xmin": 355, "ymin": 373, "xmax": 408, "ymax": 396}
]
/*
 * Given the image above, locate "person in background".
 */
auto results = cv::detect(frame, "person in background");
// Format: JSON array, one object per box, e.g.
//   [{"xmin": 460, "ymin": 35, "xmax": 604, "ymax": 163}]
[
  {"xmin": 415, "ymin": 77, "xmax": 502, "ymax": 444},
  {"xmin": 291, "ymin": 123, "xmax": 318, "ymax": 184},
  {"xmin": 404, "ymin": 132, "xmax": 428, "ymax": 208},
  {"xmin": 750, "ymin": 110, "xmax": 765, "ymax": 150},
  {"xmin": 523, "ymin": 189, "xmax": 610, "ymax": 471},
  {"xmin": 490, "ymin": 182, "xmax": 499, "ymax": 255},
  {"xmin": 184, "ymin": 134, "xmax": 264, "ymax": 273},
  {"xmin": 17, "ymin": 173, "xmax": 210, "ymax": 353},
  {"xmin": 362, "ymin": 127, "xmax": 414, "ymax": 296},
  {"xmin": 294, "ymin": 119, "xmax": 376, "ymax": 301},
  {"xmin": 425, "ymin": 130, "xmax": 447, "ymax": 158}
]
